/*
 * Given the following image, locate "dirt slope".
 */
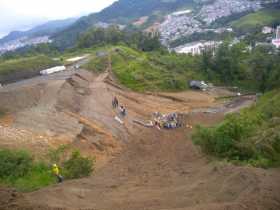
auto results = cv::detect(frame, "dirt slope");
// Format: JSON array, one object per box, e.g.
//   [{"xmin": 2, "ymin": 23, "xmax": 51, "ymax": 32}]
[
  {"xmin": 22, "ymin": 114, "xmax": 280, "ymax": 210},
  {"xmin": 0, "ymin": 68, "xmax": 279, "ymax": 210}
]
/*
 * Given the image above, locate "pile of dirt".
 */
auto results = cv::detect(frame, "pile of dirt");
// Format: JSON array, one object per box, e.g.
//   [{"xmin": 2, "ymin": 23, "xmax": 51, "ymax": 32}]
[
  {"xmin": 56, "ymin": 71, "xmax": 94, "ymax": 113},
  {"xmin": 0, "ymin": 70, "xmax": 96, "ymax": 154}
]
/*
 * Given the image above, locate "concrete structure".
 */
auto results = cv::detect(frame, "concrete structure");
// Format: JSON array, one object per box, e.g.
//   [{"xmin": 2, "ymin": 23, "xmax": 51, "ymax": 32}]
[
  {"xmin": 262, "ymin": 26, "xmax": 273, "ymax": 34},
  {"xmin": 272, "ymin": 26, "xmax": 280, "ymax": 48},
  {"xmin": 175, "ymin": 41, "xmax": 222, "ymax": 55},
  {"xmin": 276, "ymin": 26, "xmax": 280, "ymax": 39},
  {"xmin": 40, "ymin": 66, "xmax": 66, "ymax": 75}
]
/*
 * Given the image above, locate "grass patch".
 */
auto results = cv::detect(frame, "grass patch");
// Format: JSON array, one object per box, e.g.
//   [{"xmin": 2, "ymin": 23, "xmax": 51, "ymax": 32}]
[
  {"xmin": 109, "ymin": 46, "xmax": 204, "ymax": 92},
  {"xmin": 0, "ymin": 147, "xmax": 95, "ymax": 192},
  {"xmin": 192, "ymin": 90, "xmax": 280, "ymax": 168},
  {"xmin": 83, "ymin": 54, "xmax": 108, "ymax": 73},
  {"xmin": 231, "ymin": 9, "xmax": 280, "ymax": 33},
  {"xmin": 0, "ymin": 55, "xmax": 62, "ymax": 84}
]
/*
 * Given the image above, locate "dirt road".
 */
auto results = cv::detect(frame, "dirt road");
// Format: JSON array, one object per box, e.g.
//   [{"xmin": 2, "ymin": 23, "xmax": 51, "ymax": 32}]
[{"xmin": 0, "ymin": 68, "xmax": 279, "ymax": 210}]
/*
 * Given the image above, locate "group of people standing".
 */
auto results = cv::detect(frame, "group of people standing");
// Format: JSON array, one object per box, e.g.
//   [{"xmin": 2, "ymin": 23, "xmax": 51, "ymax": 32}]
[{"xmin": 112, "ymin": 96, "xmax": 126, "ymax": 117}]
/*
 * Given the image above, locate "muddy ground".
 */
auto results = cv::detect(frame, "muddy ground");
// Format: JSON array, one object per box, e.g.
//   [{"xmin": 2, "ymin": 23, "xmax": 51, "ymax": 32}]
[{"xmin": 0, "ymin": 66, "xmax": 279, "ymax": 210}]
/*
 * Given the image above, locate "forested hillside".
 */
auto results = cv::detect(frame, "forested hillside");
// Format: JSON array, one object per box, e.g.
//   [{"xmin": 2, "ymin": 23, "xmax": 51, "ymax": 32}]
[{"xmin": 52, "ymin": 0, "xmax": 195, "ymax": 49}]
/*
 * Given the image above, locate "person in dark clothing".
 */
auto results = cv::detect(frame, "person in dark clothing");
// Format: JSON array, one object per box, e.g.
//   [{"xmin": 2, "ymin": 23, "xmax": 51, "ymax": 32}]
[{"xmin": 112, "ymin": 96, "xmax": 119, "ymax": 108}]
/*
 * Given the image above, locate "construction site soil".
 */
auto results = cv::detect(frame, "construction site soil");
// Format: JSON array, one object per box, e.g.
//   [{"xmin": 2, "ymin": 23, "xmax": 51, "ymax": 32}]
[{"xmin": 0, "ymin": 67, "xmax": 279, "ymax": 210}]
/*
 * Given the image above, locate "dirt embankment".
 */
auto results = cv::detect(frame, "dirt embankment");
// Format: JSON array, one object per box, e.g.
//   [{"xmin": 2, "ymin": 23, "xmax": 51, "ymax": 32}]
[{"xmin": 0, "ymin": 70, "xmax": 279, "ymax": 210}]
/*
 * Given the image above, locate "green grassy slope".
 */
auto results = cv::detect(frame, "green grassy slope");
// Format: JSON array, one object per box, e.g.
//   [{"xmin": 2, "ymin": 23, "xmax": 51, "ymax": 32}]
[
  {"xmin": 231, "ymin": 9, "xmax": 280, "ymax": 33},
  {"xmin": 84, "ymin": 46, "xmax": 204, "ymax": 92},
  {"xmin": 193, "ymin": 90, "xmax": 280, "ymax": 168},
  {"xmin": 0, "ymin": 56, "xmax": 61, "ymax": 84}
]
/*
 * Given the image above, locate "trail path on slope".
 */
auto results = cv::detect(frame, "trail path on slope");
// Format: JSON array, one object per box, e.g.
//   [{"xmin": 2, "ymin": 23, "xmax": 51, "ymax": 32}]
[{"xmin": 18, "ymin": 71, "xmax": 280, "ymax": 210}]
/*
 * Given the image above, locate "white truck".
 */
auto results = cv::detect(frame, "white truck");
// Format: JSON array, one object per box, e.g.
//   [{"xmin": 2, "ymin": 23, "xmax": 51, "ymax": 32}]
[{"xmin": 40, "ymin": 66, "xmax": 66, "ymax": 75}]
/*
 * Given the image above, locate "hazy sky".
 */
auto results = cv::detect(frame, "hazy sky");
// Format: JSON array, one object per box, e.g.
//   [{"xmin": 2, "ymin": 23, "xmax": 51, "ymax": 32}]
[{"xmin": 0, "ymin": 0, "xmax": 117, "ymax": 38}]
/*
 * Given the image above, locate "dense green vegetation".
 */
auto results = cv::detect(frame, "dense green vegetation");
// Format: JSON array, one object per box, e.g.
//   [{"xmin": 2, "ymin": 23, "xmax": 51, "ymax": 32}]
[
  {"xmin": 62, "ymin": 151, "xmax": 94, "ymax": 179},
  {"xmin": 83, "ymin": 38, "xmax": 280, "ymax": 93},
  {"xmin": 0, "ymin": 149, "xmax": 54, "ymax": 192},
  {"xmin": 0, "ymin": 148, "xmax": 94, "ymax": 192},
  {"xmin": 77, "ymin": 26, "xmax": 162, "ymax": 52},
  {"xmin": 0, "ymin": 55, "xmax": 61, "ymax": 84},
  {"xmin": 193, "ymin": 90, "xmax": 280, "ymax": 168},
  {"xmin": 199, "ymin": 41, "xmax": 280, "ymax": 92},
  {"xmin": 231, "ymin": 9, "xmax": 280, "ymax": 34}
]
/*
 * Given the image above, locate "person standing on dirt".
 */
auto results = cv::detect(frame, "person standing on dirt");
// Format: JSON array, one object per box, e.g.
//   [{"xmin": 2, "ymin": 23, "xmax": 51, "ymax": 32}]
[
  {"xmin": 52, "ymin": 164, "xmax": 63, "ymax": 183},
  {"xmin": 112, "ymin": 96, "xmax": 119, "ymax": 109}
]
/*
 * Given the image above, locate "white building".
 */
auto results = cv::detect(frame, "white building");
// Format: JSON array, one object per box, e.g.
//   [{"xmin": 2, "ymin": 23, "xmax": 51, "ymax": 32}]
[
  {"xmin": 262, "ymin": 26, "xmax": 273, "ymax": 34},
  {"xmin": 276, "ymin": 26, "xmax": 280, "ymax": 39},
  {"xmin": 175, "ymin": 41, "xmax": 222, "ymax": 55},
  {"xmin": 272, "ymin": 26, "xmax": 280, "ymax": 48}
]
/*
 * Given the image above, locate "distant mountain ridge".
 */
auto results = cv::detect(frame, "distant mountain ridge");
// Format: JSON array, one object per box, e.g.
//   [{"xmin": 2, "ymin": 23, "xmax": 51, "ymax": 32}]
[
  {"xmin": 1, "ymin": 0, "xmax": 279, "ymax": 52},
  {"xmin": 0, "ymin": 17, "xmax": 78, "ymax": 45}
]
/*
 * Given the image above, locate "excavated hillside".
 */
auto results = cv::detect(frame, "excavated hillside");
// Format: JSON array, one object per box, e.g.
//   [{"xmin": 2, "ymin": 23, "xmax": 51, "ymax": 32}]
[{"xmin": 0, "ymin": 63, "xmax": 279, "ymax": 210}]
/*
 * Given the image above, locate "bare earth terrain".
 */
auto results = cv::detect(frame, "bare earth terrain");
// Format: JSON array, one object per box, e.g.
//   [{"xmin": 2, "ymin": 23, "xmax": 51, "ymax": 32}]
[{"xmin": 0, "ymin": 65, "xmax": 279, "ymax": 210}]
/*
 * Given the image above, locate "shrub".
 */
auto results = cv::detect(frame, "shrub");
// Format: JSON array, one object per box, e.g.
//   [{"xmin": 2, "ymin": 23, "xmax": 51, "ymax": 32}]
[
  {"xmin": 0, "ymin": 148, "xmax": 95, "ymax": 192},
  {"xmin": 62, "ymin": 151, "xmax": 94, "ymax": 179},
  {"xmin": 0, "ymin": 149, "xmax": 55, "ymax": 192},
  {"xmin": 0, "ymin": 149, "xmax": 33, "ymax": 179},
  {"xmin": 12, "ymin": 162, "xmax": 55, "ymax": 192},
  {"xmin": 192, "ymin": 90, "xmax": 280, "ymax": 168}
]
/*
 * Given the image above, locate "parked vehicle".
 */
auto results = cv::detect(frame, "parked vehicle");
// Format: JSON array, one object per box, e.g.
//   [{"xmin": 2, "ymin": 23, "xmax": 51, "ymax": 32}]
[
  {"xmin": 40, "ymin": 66, "xmax": 66, "ymax": 75},
  {"xmin": 189, "ymin": 80, "xmax": 208, "ymax": 90}
]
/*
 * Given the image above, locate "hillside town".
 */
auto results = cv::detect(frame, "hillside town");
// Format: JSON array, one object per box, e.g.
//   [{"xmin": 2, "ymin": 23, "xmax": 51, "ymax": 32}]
[
  {"xmin": 0, "ymin": 36, "xmax": 51, "ymax": 54},
  {"xmin": 173, "ymin": 25, "xmax": 280, "ymax": 56},
  {"xmin": 159, "ymin": 0, "xmax": 262, "ymax": 46},
  {"xmin": 198, "ymin": 0, "xmax": 262, "ymax": 24}
]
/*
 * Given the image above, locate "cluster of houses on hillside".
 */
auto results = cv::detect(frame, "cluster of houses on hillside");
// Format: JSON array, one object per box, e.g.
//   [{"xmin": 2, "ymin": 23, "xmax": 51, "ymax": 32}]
[
  {"xmin": 159, "ymin": 14, "xmax": 203, "ymax": 45},
  {"xmin": 158, "ymin": 0, "xmax": 262, "ymax": 46},
  {"xmin": 173, "ymin": 25, "xmax": 280, "ymax": 56},
  {"xmin": 198, "ymin": 0, "xmax": 262, "ymax": 24},
  {"xmin": 0, "ymin": 36, "xmax": 51, "ymax": 55}
]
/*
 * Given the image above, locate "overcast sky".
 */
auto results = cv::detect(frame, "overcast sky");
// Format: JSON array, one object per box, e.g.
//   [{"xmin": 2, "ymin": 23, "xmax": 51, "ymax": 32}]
[{"xmin": 0, "ymin": 0, "xmax": 117, "ymax": 38}]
